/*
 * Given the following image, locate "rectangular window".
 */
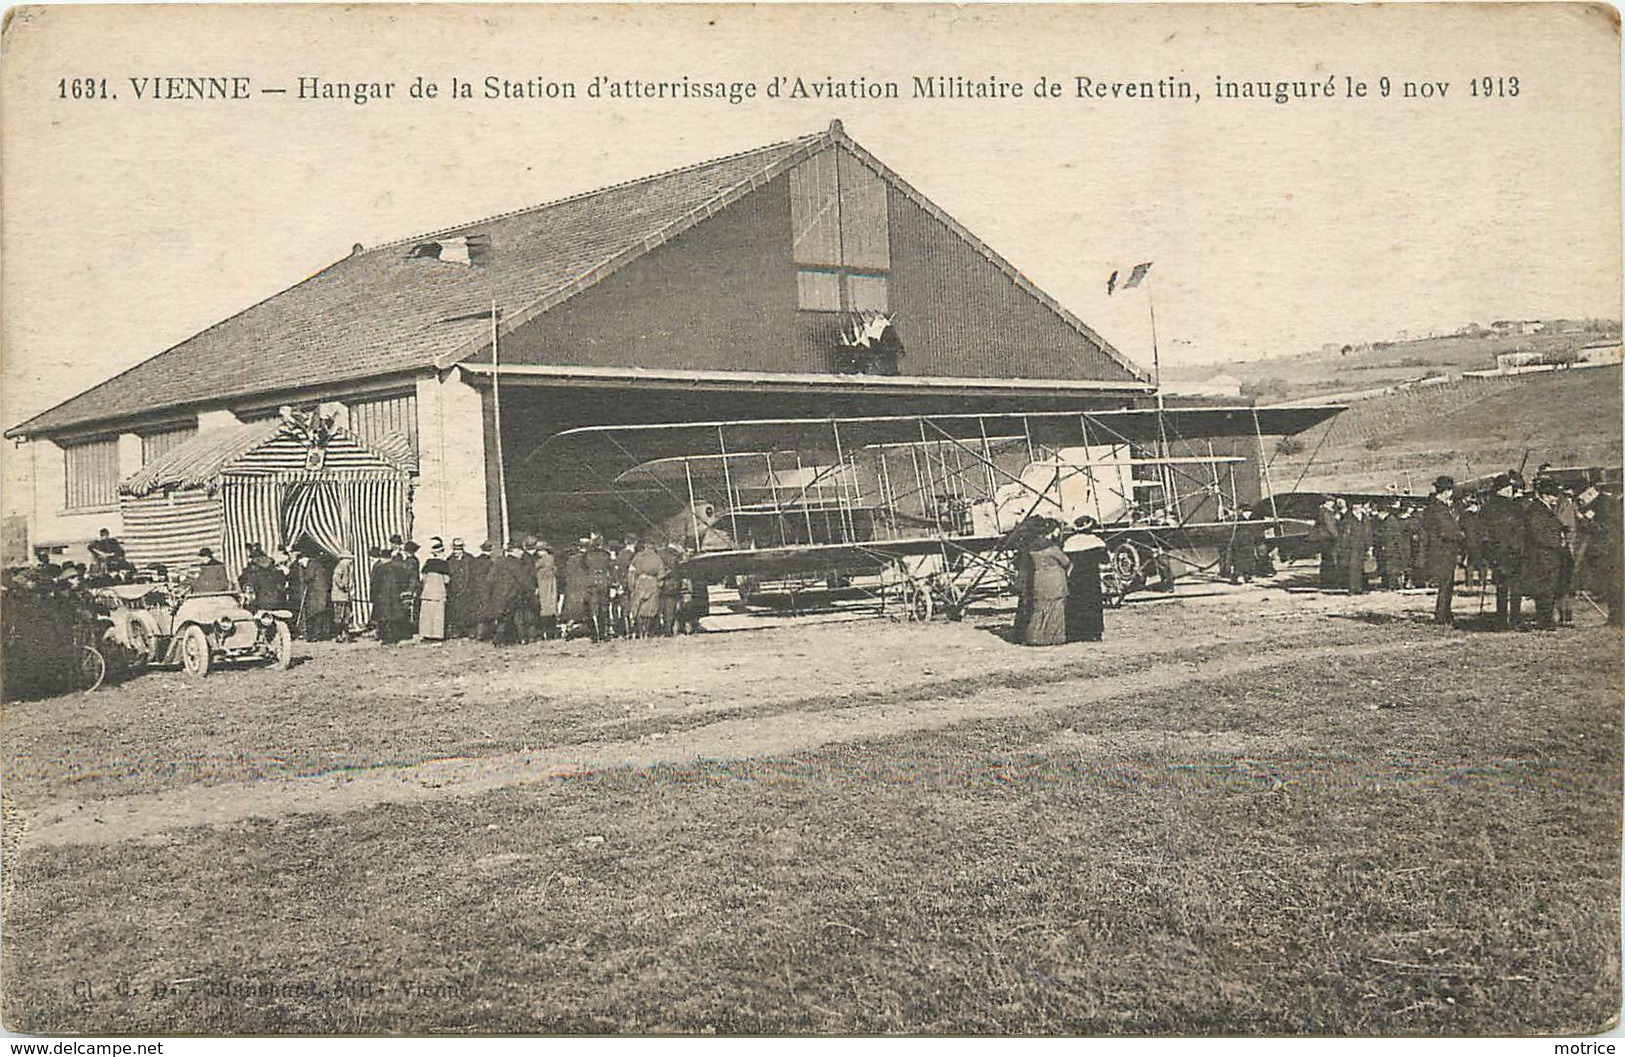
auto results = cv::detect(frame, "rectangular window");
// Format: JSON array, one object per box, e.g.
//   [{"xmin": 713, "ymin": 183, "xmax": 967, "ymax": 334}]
[
  {"xmin": 789, "ymin": 151, "xmax": 841, "ymax": 266},
  {"xmin": 140, "ymin": 425, "xmax": 196, "ymax": 466},
  {"xmin": 837, "ymin": 152, "xmax": 890, "ymax": 270},
  {"xmin": 790, "ymin": 149, "xmax": 891, "ymax": 311},
  {"xmin": 796, "ymin": 270, "xmax": 842, "ymax": 312},
  {"xmin": 63, "ymin": 438, "xmax": 118, "ymax": 510},
  {"xmin": 845, "ymin": 274, "xmax": 890, "ymax": 313}
]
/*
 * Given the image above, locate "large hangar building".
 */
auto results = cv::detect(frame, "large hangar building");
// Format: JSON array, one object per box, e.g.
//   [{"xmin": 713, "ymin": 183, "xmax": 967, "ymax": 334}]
[{"xmin": 8, "ymin": 121, "xmax": 1153, "ymax": 564}]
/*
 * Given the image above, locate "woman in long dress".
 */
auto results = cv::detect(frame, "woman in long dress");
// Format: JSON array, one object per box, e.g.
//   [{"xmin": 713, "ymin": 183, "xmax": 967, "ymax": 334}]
[
  {"xmin": 532, "ymin": 544, "xmax": 560, "ymax": 640},
  {"xmin": 1024, "ymin": 528, "xmax": 1071, "ymax": 646},
  {"xmin": 417, "ymin": 540, "xmax": 450, "ymax": 642},
  {"xmin": 1063, "ymin": 517, "xmax": 1107, "ymax": 643},
  {"xmin": 626, "ymin": 541, "xmax": 665, "ymax": 637}
]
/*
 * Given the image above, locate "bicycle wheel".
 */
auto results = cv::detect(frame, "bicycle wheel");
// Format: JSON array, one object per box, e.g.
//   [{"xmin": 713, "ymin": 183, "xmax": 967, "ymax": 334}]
[{"xmin": 76, "ymin": 645, "xmax": 107, "ymax": 693}]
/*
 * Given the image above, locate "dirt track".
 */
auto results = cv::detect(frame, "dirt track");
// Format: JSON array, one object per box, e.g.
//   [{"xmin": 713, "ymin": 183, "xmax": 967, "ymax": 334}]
[{"xmin": 5, "ymin": 573, "xmax": 1498, "ymax": 849}]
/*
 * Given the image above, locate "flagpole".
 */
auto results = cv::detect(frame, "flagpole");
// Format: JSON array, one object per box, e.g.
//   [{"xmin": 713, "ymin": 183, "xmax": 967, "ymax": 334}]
[
  {"xmin": 1147, "ymin": 275, "xmax": 1163, "ymax": 400},
  {"xmin": 490, "ymin": 300, "xmax": 510, "ymax": 547},
  {"xmin": 1146, "ymin": 274, "xmax": 1177, "ymax": 520}
]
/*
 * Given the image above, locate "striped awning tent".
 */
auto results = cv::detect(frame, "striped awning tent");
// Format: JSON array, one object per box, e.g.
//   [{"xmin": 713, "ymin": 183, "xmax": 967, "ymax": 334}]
[{"xmin": 119, "ymin": 418, "xmax": 413, "ymax": 625}]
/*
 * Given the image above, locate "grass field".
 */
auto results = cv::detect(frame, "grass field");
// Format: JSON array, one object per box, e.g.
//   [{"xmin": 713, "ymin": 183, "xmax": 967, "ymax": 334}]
[
  {"xmin": 1271, "ymin": 365, "xmax": 1623, "ymax": 493},
  {"xmin": 2, "ymin": 575, "xmax": 1619, "ymax": 1036}
]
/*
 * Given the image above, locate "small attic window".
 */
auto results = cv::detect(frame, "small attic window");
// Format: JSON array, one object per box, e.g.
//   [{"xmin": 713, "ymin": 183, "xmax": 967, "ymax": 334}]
[{"xmin": 406, "ymin": 233, "xmax": 490, "ymax": 266}]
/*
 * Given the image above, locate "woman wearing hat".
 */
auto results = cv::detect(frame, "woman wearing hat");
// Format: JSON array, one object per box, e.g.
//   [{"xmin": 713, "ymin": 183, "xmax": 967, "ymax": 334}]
[
  {"xmin": 417, "ymin": 539, "xmax": 450, "ymax": 642},
  {"xmin": 1022, "ymin": 519, "xmax": 1071, "ymax": 647},
  {"xmin": 1062, "ymin": 516, "xmax": 1108, "ymax": 642}
]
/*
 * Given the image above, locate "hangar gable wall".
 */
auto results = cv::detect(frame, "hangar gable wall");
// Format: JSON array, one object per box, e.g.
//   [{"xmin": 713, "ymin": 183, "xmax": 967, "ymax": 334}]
[{"xmin": 492, "ymin": 148, "xmax": 1137, "ymax": 385}]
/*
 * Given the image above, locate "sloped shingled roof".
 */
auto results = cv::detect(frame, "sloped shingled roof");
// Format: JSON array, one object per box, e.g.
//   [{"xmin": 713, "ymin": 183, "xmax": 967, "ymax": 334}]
[{"xmin": 12, "ymin": 124, "xmax": 1143, "ymax": 439}]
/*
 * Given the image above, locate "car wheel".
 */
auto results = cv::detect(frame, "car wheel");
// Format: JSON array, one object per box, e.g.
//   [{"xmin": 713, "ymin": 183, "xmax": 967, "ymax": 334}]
[
  {"xmin": 180, "ymin": 625, "xmax": 212, "ymax": 678},
  {"xmin": 268, "ymin": 619, "xmax": 294, "ymax": 670}
]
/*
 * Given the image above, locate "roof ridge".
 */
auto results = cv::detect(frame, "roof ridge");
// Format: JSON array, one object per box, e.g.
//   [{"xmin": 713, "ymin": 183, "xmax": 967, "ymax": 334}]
[
  {"xmin": 369, "ymin": 131, "xmax": 828, "ymax": 255},
  {"xmin": 7, "ymin": 127, "xmax": 833, "ymax": 439}
]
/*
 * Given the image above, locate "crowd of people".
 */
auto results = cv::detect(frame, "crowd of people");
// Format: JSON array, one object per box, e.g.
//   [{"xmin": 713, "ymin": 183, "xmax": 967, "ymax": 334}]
[
  {"xmin": 5, "ymin": 466, "xmax": 1621, "ymax": 693},
  {"xmin": 1312, "ymin": 496, "xmax": 1437, "ymax": 595},
  {"xmin": 1314, "ymin": 471, "xmax": 1623, "ymax": 629},
  {"xmin": 225, "ymin": 532, "xmax": 713, "ymax": 647}
]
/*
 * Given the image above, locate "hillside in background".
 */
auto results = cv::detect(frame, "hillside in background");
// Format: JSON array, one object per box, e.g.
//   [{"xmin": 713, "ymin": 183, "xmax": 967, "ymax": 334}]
[
  {"xmin": 1163, "ymin": 319, "xmax": 1620, "ymax": 405},
  {"xmin": 1268, "ymin": 365, "xmax": 1623, "ymax": 494}
]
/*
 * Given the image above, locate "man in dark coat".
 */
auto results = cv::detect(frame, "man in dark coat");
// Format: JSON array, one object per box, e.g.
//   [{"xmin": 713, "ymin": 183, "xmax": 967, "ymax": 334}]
[
  {"xmin": 583, "ymin": 533, "xmax": 614, "ymax": 640},
  {"xmin": 483, "ymin": 543, "xmax": 533, "ymax": 645},
  {"xmin": 239, "ymin": 544, "xmax": 288, "ymax": 609},
  {"xmin": 1340, "ymin": 505, "xmax": 1374, "ymax": 595},
  {"xmin": 87, "ymin": 528, "xmax": 126, "ymax": 578},
  {"xmin": 297, "ymin": 553, "xmax": 333, "ymax": 640},
  {"xmin": 1476, "ymin": 476, "xmax": 1527, "ymax": 628},
  {"xmin": 1223, "ymin": 510, "xmax": 1257, "ymax": 585},
  {"xmin": 560, "ymin": 540, "xmax": 591, "ymax": 630},
  {"xmin": 1459, "ymin": 499, "xmax": 1487, "ymax": 588},
  {"xmin": 191, "ymin": 547, "xmax": 233, "ymax": 593},
  {"xmin": 1421, "ymin": 477, "xmax": 1463, "ymax": 625},
  {"xmin": 1315, "ymin": 499, "xmax": 1342, "ymax": 589},
  {"xmin": 1579, "ymin": 490, "xmax": 1623, "ymax": 626},
  {"xmin": 401, "ymin": 541, "xmax": 422, "ymax": 625},
  {"xmin": 445, "ymin": 538, "xmax": 476, "ymax": 637},
  {"xmin": 368, "ymin": 548, "xmax": 410, "ymax": 644},
  {"xmin": 1375, "ymin": 505, "xmax": 1409, "ymax": 590},
  {"xmin": 470, "ymin": 541, "xmax": 497, "ymax": 640},
  {"xmin": 1516, "ymin": 479, "xmax": 1569, "ymax": 630}
]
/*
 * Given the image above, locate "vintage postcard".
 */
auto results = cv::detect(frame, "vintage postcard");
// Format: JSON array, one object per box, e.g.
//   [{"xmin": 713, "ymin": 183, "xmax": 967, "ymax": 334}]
[{"xmin": 0, "ymin": 2, "xmax": 1620, "ymax": 1040}]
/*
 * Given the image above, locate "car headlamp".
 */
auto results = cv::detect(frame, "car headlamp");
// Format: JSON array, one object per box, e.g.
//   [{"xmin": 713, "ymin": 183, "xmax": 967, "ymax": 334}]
[
  {"xmin": 256, "ymin": 613, "xmax": 276, "ymax": 628},
  {"xmin": 215, "ymin": 615, "xmax": 235, "ymax": 633}
]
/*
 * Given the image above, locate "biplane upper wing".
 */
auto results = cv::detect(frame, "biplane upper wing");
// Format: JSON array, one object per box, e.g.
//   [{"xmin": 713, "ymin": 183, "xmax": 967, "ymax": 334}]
[{"xmin": 523, "ymin": 405, "xmax": 1346, "ymax": 470}]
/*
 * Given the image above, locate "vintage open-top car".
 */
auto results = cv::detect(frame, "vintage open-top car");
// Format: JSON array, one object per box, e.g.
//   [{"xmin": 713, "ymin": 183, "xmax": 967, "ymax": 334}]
[{"xmin": 96, "ymin": 582, "xmax": 294, "ymax": 677}]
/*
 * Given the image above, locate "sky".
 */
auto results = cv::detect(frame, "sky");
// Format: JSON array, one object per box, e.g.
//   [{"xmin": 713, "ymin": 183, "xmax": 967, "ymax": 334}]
[{"xmin": 1, "ymin": 2, "xmax": 1619, "ymax": 437}]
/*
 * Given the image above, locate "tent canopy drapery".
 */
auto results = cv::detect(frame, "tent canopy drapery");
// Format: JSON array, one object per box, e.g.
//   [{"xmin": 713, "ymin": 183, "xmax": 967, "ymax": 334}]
[{"xmin": 117, "ymin": 418, "xmax": 413, "ymax": 625}]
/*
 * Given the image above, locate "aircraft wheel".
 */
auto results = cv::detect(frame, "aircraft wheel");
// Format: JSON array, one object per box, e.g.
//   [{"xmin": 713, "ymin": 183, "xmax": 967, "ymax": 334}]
[
  {"xmin": 180, "ymin": 626, "xmax": 212, "ymax": 678},
  {"xmin": 76, "ymin": 645, "xmax": 106, "ymax": 693},
  {"xmin": 1110, "ymin": 543, "xmax": 1142, "ymax": 584},
  {"xmin": 908, "ymin": 583, "xmax": 934, "ymax": 622}
]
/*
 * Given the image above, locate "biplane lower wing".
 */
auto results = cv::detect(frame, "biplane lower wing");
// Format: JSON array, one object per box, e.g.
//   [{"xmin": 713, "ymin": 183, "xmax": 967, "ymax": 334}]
[{"xmin": 678, "ymin": 518, "xmax": 1317, "ymax": 583}]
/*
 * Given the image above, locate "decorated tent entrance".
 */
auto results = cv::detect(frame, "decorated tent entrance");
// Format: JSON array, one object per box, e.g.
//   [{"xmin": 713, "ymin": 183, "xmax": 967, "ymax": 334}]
[{"xmin": 119, "ymin": 416, "xmax": 413, "ymax": 625}]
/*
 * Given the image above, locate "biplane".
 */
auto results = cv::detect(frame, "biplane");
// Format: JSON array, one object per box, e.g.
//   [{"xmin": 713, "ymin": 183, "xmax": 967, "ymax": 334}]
[{"xmin": 514, "ymin": 405, "xmax": 1345, "ymax": 619}]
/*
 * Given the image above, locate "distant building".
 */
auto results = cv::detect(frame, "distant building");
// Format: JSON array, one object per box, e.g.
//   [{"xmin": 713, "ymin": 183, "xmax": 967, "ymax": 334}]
[
  {"xmin": 1577, "ymin": 340, "xmax": 1623, "ymax": 366},
  {"xmin": 1490, "ymin": 319, "xmax": 1546, "ymax": 336}
]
